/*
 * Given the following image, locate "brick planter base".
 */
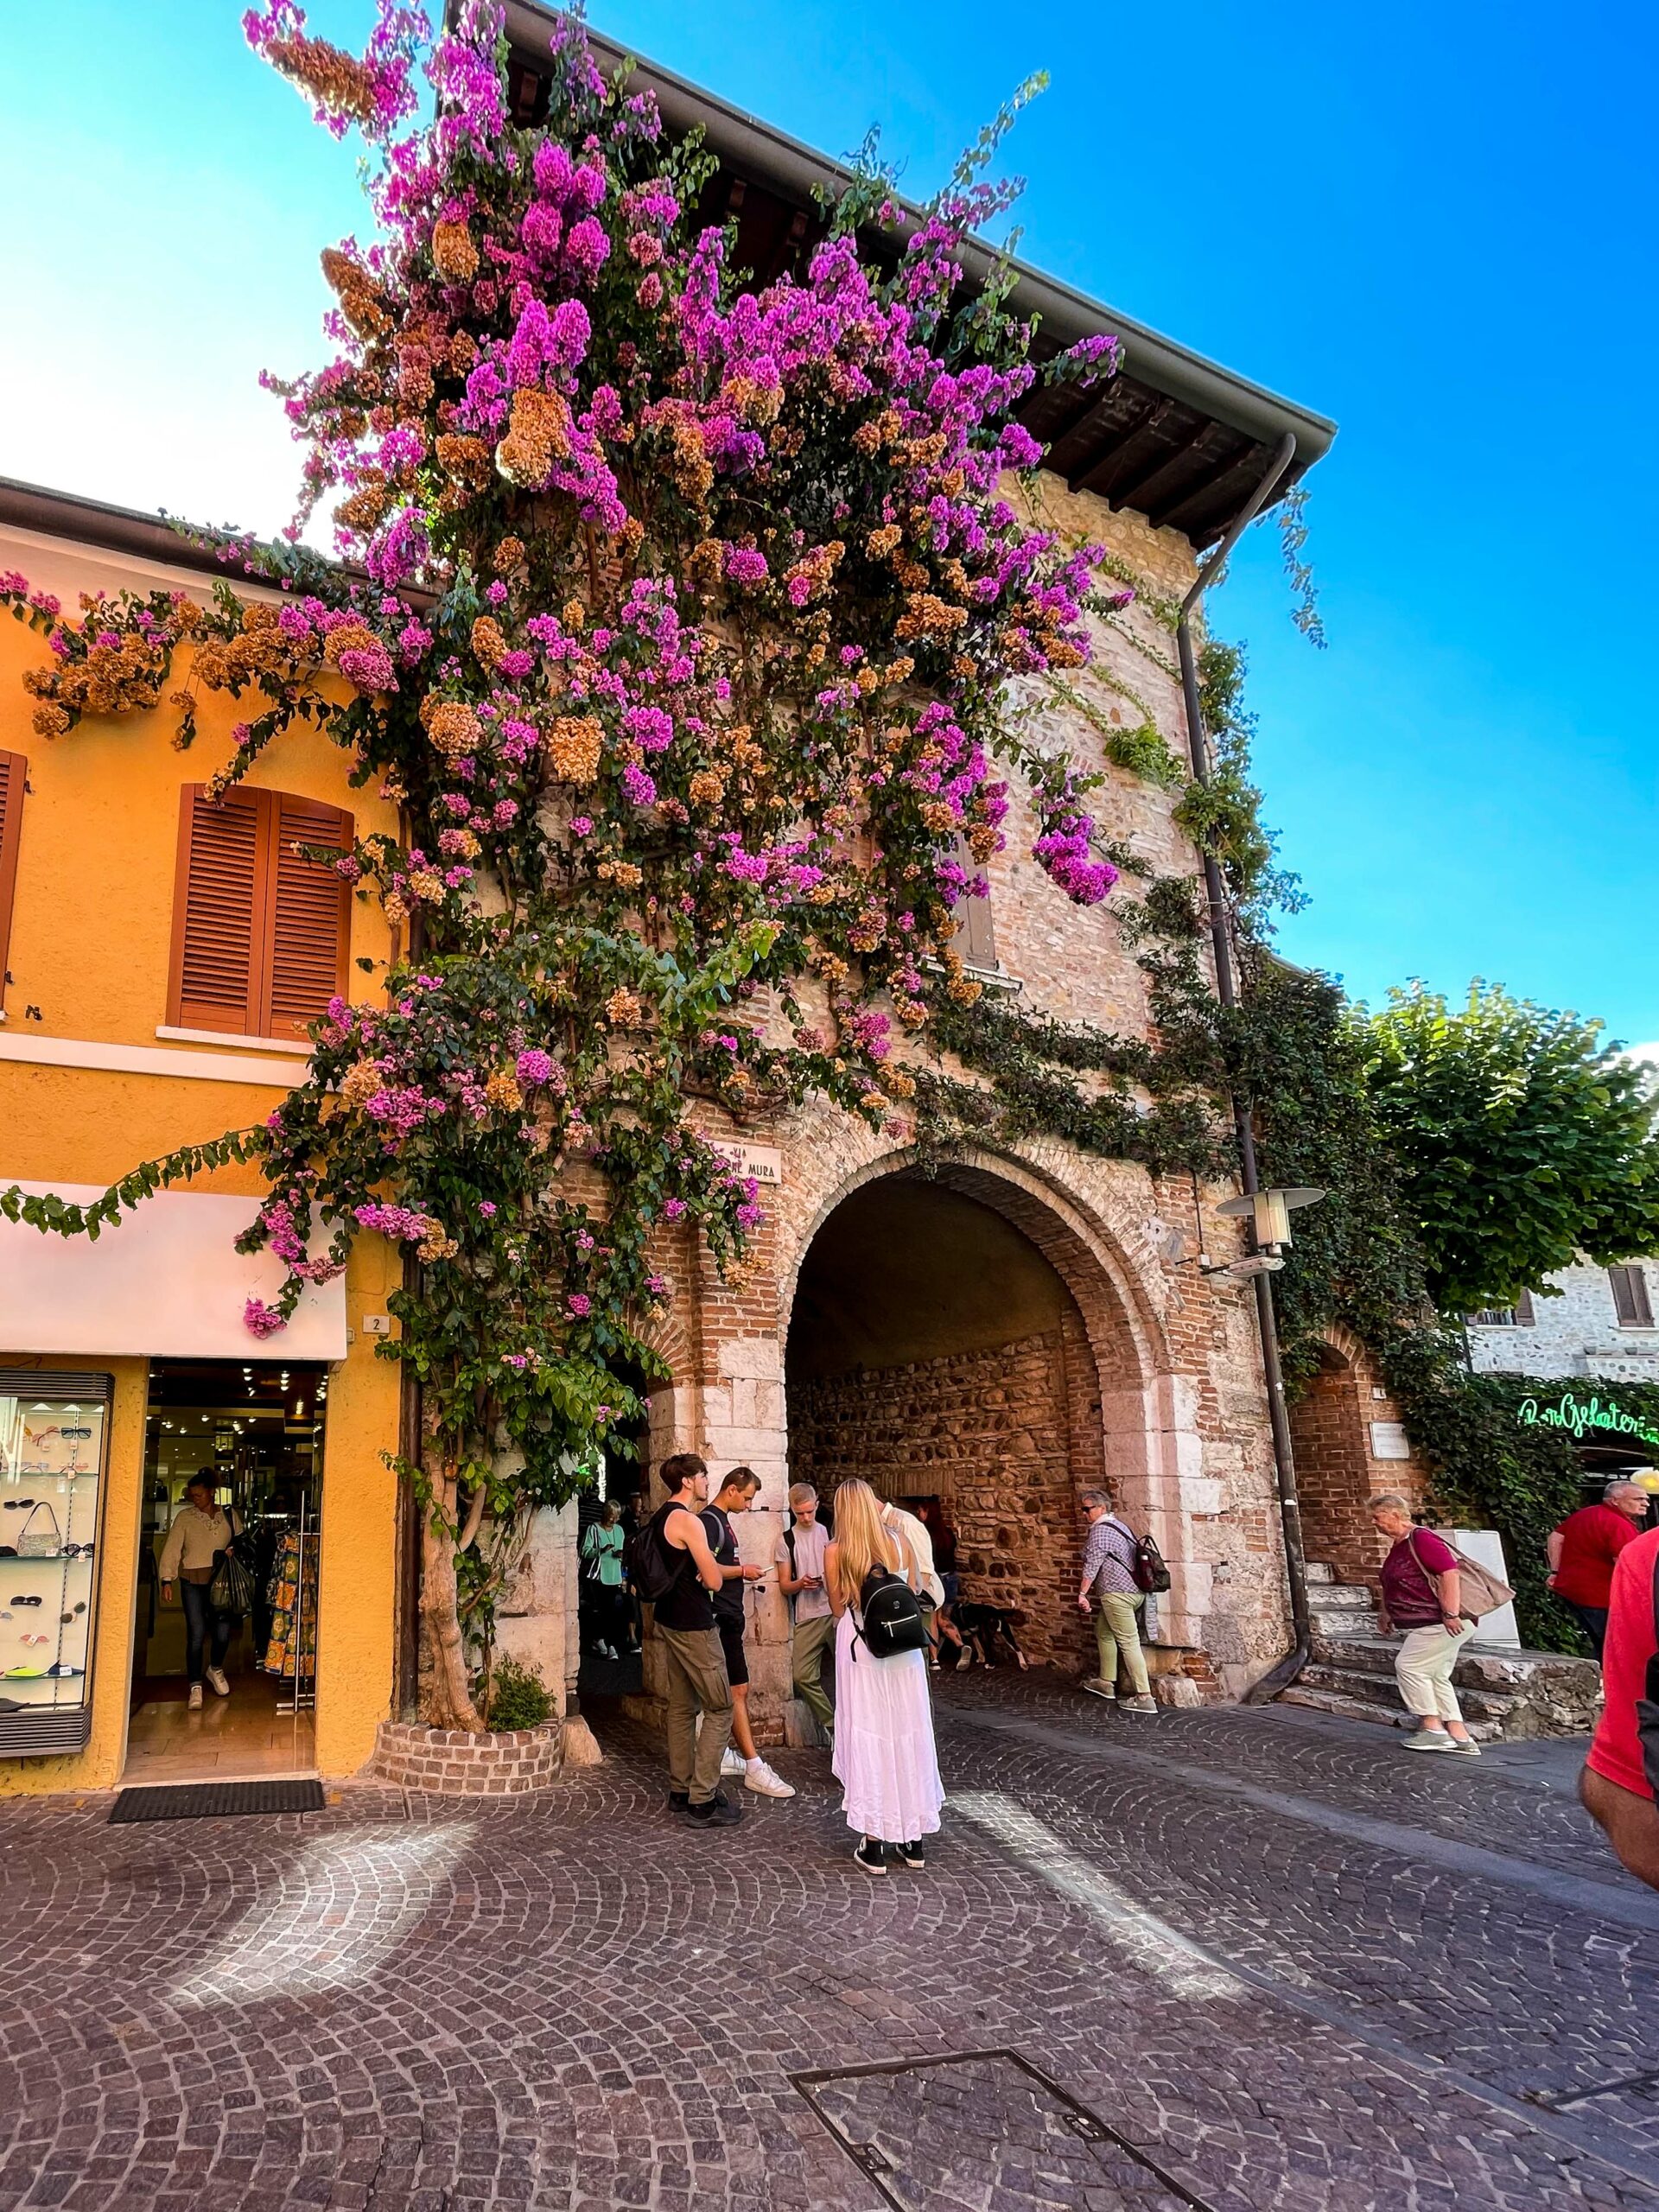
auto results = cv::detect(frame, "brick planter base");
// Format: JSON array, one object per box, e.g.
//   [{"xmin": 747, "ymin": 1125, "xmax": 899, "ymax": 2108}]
[{"xmin": 369, "ymin": 1718, "xmax": 564, "ymax": 1796}]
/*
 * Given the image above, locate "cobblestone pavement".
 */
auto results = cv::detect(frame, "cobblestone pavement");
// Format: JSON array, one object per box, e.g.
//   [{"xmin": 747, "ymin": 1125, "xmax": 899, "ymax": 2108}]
[{"xmin": 3, "ymin": 1675, "xmax": 1658, "ymax": 2211}]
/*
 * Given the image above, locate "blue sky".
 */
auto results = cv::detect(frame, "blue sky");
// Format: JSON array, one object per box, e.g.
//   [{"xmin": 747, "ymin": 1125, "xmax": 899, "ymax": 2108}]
[{"xmin": 3, "ymin": 2, "xmax": 1653, "ymax": 1049}]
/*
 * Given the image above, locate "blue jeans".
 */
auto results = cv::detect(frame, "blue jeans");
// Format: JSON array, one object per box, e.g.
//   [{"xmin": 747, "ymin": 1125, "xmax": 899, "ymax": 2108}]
[{"xmin": 180, "ymin": 1580, "xmax": 233, "ymax": 1685}]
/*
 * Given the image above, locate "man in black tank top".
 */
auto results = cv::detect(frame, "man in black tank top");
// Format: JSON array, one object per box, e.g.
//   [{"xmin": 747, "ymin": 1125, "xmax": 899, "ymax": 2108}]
[
  {"xmin": 700, "ymin": 1468, "xmax": 795, "ymax": 1800},
  {"xmin": 652, "ymin": 1454, "xmax": 743, "ymax": 1824}
]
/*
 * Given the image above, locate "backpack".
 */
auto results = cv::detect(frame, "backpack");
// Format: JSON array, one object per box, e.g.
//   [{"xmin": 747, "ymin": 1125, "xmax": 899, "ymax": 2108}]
[
  {"xmin": 853, "ymin": 1565, "xmax": 931, "ymax": 1661},
  {"xmin": 1133, "ymin": 1531, "xmax": 1172, "ymax": 1594},
  {"xmin": 624, "ymin": 1505, "xmax": 690, "ymax": 1606},
  {"xmin": 1406, "ymin": 1529, "xmax": 1515, "ymax": 1623}
]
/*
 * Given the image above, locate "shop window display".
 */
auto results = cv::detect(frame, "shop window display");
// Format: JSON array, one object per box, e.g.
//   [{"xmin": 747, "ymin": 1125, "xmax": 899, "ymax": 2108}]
[{"xmin": 0, "ymin": 1370, "xmax": 111, "ymax": 1756}]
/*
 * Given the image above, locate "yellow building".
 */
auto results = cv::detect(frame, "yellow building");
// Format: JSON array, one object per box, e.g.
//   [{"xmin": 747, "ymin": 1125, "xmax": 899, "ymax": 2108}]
[{"xmin": 0, "ymin": 481, "xmax": 407, "ymax": 1796}]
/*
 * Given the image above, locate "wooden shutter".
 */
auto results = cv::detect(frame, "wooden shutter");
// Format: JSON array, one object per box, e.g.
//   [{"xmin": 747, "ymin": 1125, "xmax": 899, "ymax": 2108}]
[
  {"xmin": 0, "ymin": 752, "xmax": 23, "ymax": 1014},
  {"xmin": 167, "ymin": 786, "xmax": 352, "ymax": 1038},
  {"xmin": 1610, "ymin": 1265, "xmax": 1655, "ymax": 1328},
  {"xmin": 264, "ymin": 794, "xmax": 353, "ymax": 1038},
  {"xmin": 1513, "ymin": 1289, "xmax": 1535, "ymax": 1327},
  {"xmin": 168, "ymin": 785, "xmax": 264, "ymax": 1033},
  {"xmin": 950, "ymin": 837, "xmax": 997, "ymax": 971}
]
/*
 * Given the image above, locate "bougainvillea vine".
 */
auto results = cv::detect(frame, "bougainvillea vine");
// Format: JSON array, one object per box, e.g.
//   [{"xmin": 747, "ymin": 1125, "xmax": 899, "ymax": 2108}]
[{"xmin": 3, "ymin": 1, "xmax": 1137, "ymax": 1725}]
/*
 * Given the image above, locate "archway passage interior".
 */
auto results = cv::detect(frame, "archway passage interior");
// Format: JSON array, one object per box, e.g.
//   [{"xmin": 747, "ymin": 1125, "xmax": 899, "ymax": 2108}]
[{"xmin": 786, "ymin": 1173, "xmax": 1104, "ymax": 1672}]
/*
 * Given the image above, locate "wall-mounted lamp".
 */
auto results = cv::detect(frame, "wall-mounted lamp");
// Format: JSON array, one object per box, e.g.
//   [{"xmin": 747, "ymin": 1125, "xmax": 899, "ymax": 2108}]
[{"xmin": 1199, "ymin": 1185, "xmax": 1325, "ymax": 1281}]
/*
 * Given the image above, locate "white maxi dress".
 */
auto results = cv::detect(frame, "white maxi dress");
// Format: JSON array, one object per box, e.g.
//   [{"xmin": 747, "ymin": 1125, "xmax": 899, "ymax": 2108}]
[{"xmin": 831, "ymin": 1605, "xmax": 946, "ymax": 1844}]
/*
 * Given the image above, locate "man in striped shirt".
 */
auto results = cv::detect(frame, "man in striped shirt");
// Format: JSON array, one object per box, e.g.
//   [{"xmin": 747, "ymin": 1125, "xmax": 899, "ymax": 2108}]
[{"xmin": 1077, "ymin": 1488, "xmax": 1157, "ymax": 1713}]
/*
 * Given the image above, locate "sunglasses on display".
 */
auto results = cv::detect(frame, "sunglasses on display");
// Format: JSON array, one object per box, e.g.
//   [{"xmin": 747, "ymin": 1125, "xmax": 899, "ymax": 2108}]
[
  {"xmin": 60, "ymin": 1605, "xmax": 86, "ymax": 1623},
  {"xmin": 8, "ymin": 1596, "xmax": 43, "ymax": 1608},
  {"xmin": 3, "ymin": 1500, "xmax": 37, "ymax": 1510},
  {"xmin": 60, "ymin": 1544, "xmax": 94, "ymax": 1559}
]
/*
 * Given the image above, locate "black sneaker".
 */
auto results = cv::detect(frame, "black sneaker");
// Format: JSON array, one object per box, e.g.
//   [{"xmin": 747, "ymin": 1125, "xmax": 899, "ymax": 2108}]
[
  {"xmin": 894, "ymin": 1840, "xmax": 925, "ymax": 1870},
  {"xmin": 667, "ymin": 1789, "xmax": 690, "ymax": 1814},
  {"xmin": 682, "ymin": 1789, "xmax": 744, "ymax": 1827},
  {"xmin": 853, "ymin": 1838, "xmax": 888, "ymax": 1876}
]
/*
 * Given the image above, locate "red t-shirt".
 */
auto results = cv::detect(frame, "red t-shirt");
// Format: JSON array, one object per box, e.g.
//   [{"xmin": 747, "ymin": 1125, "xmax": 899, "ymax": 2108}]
[
  {"xmin": 1553, "ymin": 1503, "xmax": 1641, "ymax": 1608},
  {"xmin": 1586, "ymin": 1526, "xmax": 1659, "ymax": 1802}
]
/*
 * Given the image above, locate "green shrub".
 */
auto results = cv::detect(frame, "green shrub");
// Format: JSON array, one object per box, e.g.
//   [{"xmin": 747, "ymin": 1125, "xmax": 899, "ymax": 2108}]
[{"xmin": 480, "ymin": 1656, "xmax": 555, "ymax": 1733}]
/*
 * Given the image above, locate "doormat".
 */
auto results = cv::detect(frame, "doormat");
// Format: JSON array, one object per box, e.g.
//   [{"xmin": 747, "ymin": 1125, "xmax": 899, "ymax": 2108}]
[
  {"xmin": 110, "ymin": 1778, "xmax": 325, "ymax": 1823},
  {"xmin": 790, "ymin": 2050, "xmax": 1213, "ymax": 2212}
]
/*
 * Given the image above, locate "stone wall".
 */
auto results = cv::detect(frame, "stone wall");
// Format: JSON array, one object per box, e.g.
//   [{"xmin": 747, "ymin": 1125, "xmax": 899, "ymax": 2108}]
[{"xmin": 788, "ymin": 1315, "xmax": 1098, "ymax": 1673}]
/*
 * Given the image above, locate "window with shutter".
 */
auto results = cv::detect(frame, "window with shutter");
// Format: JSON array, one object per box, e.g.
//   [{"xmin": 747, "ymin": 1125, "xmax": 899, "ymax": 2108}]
[
  {"xmin": 1610, "ymin": 1265, "xmax": 1655, "ymax": 1328},
  {"xmin": 167, "ymin": 785, "xmax": 352, "ymax": 1039},
  {"xmin": 950, "ymin": 837, "xmax": 997, "ymax": 972},
  {"xmin": 0, "ymin": 751, "xmax": 24, "ymax": 1015}
]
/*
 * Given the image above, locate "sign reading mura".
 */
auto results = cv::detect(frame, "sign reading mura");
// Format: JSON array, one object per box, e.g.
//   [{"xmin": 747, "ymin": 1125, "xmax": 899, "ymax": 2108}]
[
  {"xmin": 1516, "ymin": 1392, "xmax": 1659, "ymax": 1451},
  {"xmin": 708, "ymin": 1141, "xmax": 784, "ymax": 1187}
]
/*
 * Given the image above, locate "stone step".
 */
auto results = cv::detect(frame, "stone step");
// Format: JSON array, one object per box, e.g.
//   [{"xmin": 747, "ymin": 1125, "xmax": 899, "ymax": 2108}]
[
  {"xmin": 1304, "ymin": 1562, "xmax": 1339, "ymax": 1586},
  {"xmin": 1279, "ymin": 1683, "xmax": 1503, "ymax": 1742},
  {"xmin": 1307, "ymin": 1583, "xmax": 1376, "ymax": 1611},
  {"xmin": 1295, "ymin": 1659, "xmax": 1521, "ymax": 1728}
]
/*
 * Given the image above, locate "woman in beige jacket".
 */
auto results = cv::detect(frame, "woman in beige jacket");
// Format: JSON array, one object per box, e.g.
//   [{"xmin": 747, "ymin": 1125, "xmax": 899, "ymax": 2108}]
[{"xmin": 159, "ymin": 1475, "xmax": 239, "ymax": 1710}]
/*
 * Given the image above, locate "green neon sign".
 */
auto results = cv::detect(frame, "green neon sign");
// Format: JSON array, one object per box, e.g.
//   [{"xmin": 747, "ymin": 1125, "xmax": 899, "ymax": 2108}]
[{"xmin": 1516, "ymin": 1392, "xmax": 1659, "ymax": 1451}]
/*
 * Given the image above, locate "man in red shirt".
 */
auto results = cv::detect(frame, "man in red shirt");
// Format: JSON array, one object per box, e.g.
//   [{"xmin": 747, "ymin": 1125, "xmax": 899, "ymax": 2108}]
[
  {"xmin": 1582, "ymin": 1524, "xmax": 1659, "ymax": 1892},
  {"xmin": 1548, "ymin": 1480, "xmax": 1649, "ymax": 1657}
]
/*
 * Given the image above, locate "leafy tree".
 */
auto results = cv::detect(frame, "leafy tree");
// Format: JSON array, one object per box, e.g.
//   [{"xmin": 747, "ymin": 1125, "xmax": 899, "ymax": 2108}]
[{"xmin": 1361, "ymin": 982, "xmax": 1659, "ymax": 1317}]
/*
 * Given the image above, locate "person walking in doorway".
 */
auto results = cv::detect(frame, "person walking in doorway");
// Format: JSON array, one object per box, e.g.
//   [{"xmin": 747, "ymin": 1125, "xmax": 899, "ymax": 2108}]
[
  {"xmin": 825, "ymin": 1478, "xmax": 944, "ymax": 1873},
  {"xmin": 158, "ymin": 1475, "xmax": 239, "ymax": 1712},
  {"xmin": 700, "ymin": 1467, "xmax": 795, "ymax": 1799},
  {"xmin": 648, "ymin": 1454, "xmax": 742, "ymax": 1826},
  {"xmin": 580, "ymin": 1498, "xmax": 632, "ymax": 1659},
  {"xmin": 1076, "ymin": 1488, "xmax": 1156, "ymax": 1714},
  {"xmin": 1370, "ymin": 1491, "xmax": 1478, "ymax": 1755},
  {"xmin": 1548, "ymin": 1481, "xmax": 1649, "ymax": 1660},
  {"xmin": 776, "ymin": 1483, "xmax": 836, "ymax": 1745}
]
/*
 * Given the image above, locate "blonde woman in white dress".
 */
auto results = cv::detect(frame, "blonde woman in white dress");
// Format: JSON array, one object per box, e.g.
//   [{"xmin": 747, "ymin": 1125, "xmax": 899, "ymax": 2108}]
[{"xmin": 826, "ymin": 1478, "xmax": 945, "ymax": 1874}]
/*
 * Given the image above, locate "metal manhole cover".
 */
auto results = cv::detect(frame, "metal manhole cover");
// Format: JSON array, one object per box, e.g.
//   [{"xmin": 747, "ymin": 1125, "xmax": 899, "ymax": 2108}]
[{"xmin": 791, "ymin": 2050, "xmax": 1211, "ymax": 2212}]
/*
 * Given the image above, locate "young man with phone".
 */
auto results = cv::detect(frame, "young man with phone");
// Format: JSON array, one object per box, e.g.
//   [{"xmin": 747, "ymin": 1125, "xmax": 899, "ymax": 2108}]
[
  {"xmin": 699, "ymin": 1467, "xmax": 795, "ymax": 1798},
  {"xmin": 776, "ymin": 1482, "xmax": 835, "ymax": 1744},
  {"xmin": 648, "ymin": 1453, "xmax": 742, "ymax": 1826}
]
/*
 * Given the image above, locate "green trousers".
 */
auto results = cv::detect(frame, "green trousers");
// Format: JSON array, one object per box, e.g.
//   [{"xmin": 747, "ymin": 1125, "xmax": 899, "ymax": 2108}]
[
  {"xmin": 791, "ymin": 1611, "xmax": 836, "ymax": 1733},
  {"xmin": 1095, "ymin": 1591, "xmax": 1150, "ymax": 1697}
]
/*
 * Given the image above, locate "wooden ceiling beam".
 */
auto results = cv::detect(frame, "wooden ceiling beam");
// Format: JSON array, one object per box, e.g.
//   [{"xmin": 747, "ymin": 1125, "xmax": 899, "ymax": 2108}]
[
  {"xmin": 1147, "ymin": 441, "xmax": 1258, "ymax": 531},
  {"xmin": 1067, "ymin": 395, "xmax": 1175, "ymax": 499}
]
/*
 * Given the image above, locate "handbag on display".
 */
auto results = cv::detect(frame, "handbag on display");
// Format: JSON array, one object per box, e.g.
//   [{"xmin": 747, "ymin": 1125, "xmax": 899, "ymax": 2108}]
[{"xmin": 16, "ymin": 1501, "xmax": 62, "ymax": 1559}]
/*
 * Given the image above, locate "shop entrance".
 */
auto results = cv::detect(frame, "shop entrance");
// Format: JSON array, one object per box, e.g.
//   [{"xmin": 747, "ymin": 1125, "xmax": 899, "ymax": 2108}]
[{"xmin": 124, "ymin": 1357, "xmax": 327, "ymax": 1783}]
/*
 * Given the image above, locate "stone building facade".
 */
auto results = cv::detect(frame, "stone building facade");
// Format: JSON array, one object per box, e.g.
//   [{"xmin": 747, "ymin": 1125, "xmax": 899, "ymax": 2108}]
[
  {"xmin": 620, "ymin": 482, "xmax": 1323, "ymax": 1727},
  {"xmin": 1467, "ymin": 1258, "xmax": 1659, "ymax": 1386}
]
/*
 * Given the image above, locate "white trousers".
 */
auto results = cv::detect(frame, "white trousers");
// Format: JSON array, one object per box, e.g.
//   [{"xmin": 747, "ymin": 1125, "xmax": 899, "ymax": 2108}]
[{"xmin": 1394, "ymin": 1622, "xmax": 1474, "ymax": 1722}]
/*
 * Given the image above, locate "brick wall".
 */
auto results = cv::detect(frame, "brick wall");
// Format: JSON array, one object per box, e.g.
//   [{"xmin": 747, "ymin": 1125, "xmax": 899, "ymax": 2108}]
[
  {"xmin": 788, "ymin": 1317, "xmax": 1097, "ymax": 1672},
  {"xmin": 370, "ymin": 1718, "xmax": 563, "ymax": 1796},
  {"xmin": 1288, "ymin": 1332, "xmax": 1429, "ymax": 1586}
]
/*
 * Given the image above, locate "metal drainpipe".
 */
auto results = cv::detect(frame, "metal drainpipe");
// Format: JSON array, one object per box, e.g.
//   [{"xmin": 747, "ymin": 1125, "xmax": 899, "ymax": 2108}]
[{"xmin": 1173, "ymin": 431, "xmax": 1313, "ymax": 1701}]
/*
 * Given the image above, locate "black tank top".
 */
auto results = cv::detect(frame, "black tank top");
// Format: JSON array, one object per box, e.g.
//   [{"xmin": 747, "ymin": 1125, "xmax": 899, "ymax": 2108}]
[
  {"xmin": 700, "ymin": 1505, "xmax": 744, "ymax": 1627},
  {"xmin": 652, "ymin": 1501, "xmax": 715, "ymax": 1632}
]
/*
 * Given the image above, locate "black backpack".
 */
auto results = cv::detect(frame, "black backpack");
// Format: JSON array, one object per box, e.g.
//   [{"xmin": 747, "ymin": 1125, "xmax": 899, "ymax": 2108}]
[
  {"xmin": 624, "ymin": 1505, "xmax": 689, "ymax": 1605},
  {"xmin": 853, "ymin": 1566, "xmax": 931, "ymax": 1661},
  {"xmin": 1133, "ymin": 1531, "xmax": 1172, "ymax": 1594}
]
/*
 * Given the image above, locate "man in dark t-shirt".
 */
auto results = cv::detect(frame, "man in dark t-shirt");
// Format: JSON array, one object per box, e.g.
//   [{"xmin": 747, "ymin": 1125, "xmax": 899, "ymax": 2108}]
[
  {"xmin": 651, "ymin": 1454, "xmax": 741, "ymax": 1825},
  {"xmin": 700, "ymin": 1468, "xmax": 795, "ymax": 1800}
]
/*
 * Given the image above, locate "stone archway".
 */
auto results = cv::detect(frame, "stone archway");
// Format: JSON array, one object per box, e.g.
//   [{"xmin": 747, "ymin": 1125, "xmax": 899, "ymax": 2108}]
[{"xmin": 781, "ymin": 1151, "xmax": 1169, "ymax": 1677}]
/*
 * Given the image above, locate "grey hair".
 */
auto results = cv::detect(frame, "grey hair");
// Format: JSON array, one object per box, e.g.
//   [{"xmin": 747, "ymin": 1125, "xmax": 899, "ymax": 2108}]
[
  {"xmin": 1605, "ymin": 1478, "xmax": 1649, "ymax": 1503},
  {"xmin": 1366, "ymin": 1491, "xmax": 1414, "ymax": 1515},
  {"xmin": 1080, "ymin": 1487, "xmax": 1113, "ymax": 1510}
]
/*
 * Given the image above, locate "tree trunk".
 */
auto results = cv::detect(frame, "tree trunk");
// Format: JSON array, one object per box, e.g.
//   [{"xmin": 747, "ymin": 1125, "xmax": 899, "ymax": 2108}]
[{"xmin": 418, "ymin": 1468, "xmax": 482, "ymax": 1730}]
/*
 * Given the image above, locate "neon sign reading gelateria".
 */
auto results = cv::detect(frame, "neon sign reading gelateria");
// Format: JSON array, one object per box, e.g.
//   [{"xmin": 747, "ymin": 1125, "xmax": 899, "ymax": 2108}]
[{"xmin": 1516, "ymin": 1393, "xmax": 1659, "ymax": 1450}]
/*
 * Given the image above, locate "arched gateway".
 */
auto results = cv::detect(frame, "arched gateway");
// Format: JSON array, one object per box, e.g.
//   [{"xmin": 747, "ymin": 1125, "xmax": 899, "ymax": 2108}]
[
  {"xmin": 623, "ymin": 1126, "xmax": 1290, "ymax": 1740},
  {"xmin": 785, "ymin": 1154, "xmax": 1160, "ymax": 1674}
]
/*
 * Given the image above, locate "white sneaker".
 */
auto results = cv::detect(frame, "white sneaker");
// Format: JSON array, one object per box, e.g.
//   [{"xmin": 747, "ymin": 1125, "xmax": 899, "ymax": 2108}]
[
  {"xmin": 206, "ymin": 1668, "xmax": 230, "ymax": 1697},
  {"xmin": 188, "ymin": 1683, "xmax": 204, "ymax": 1711},
  {"xmin": 720, "ymin": 1747, "xmax": 747, "ymax": 1777},
  {"xmin": 744, "ymin": 1759, "xmax": 796, "ymax": 1799}
]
